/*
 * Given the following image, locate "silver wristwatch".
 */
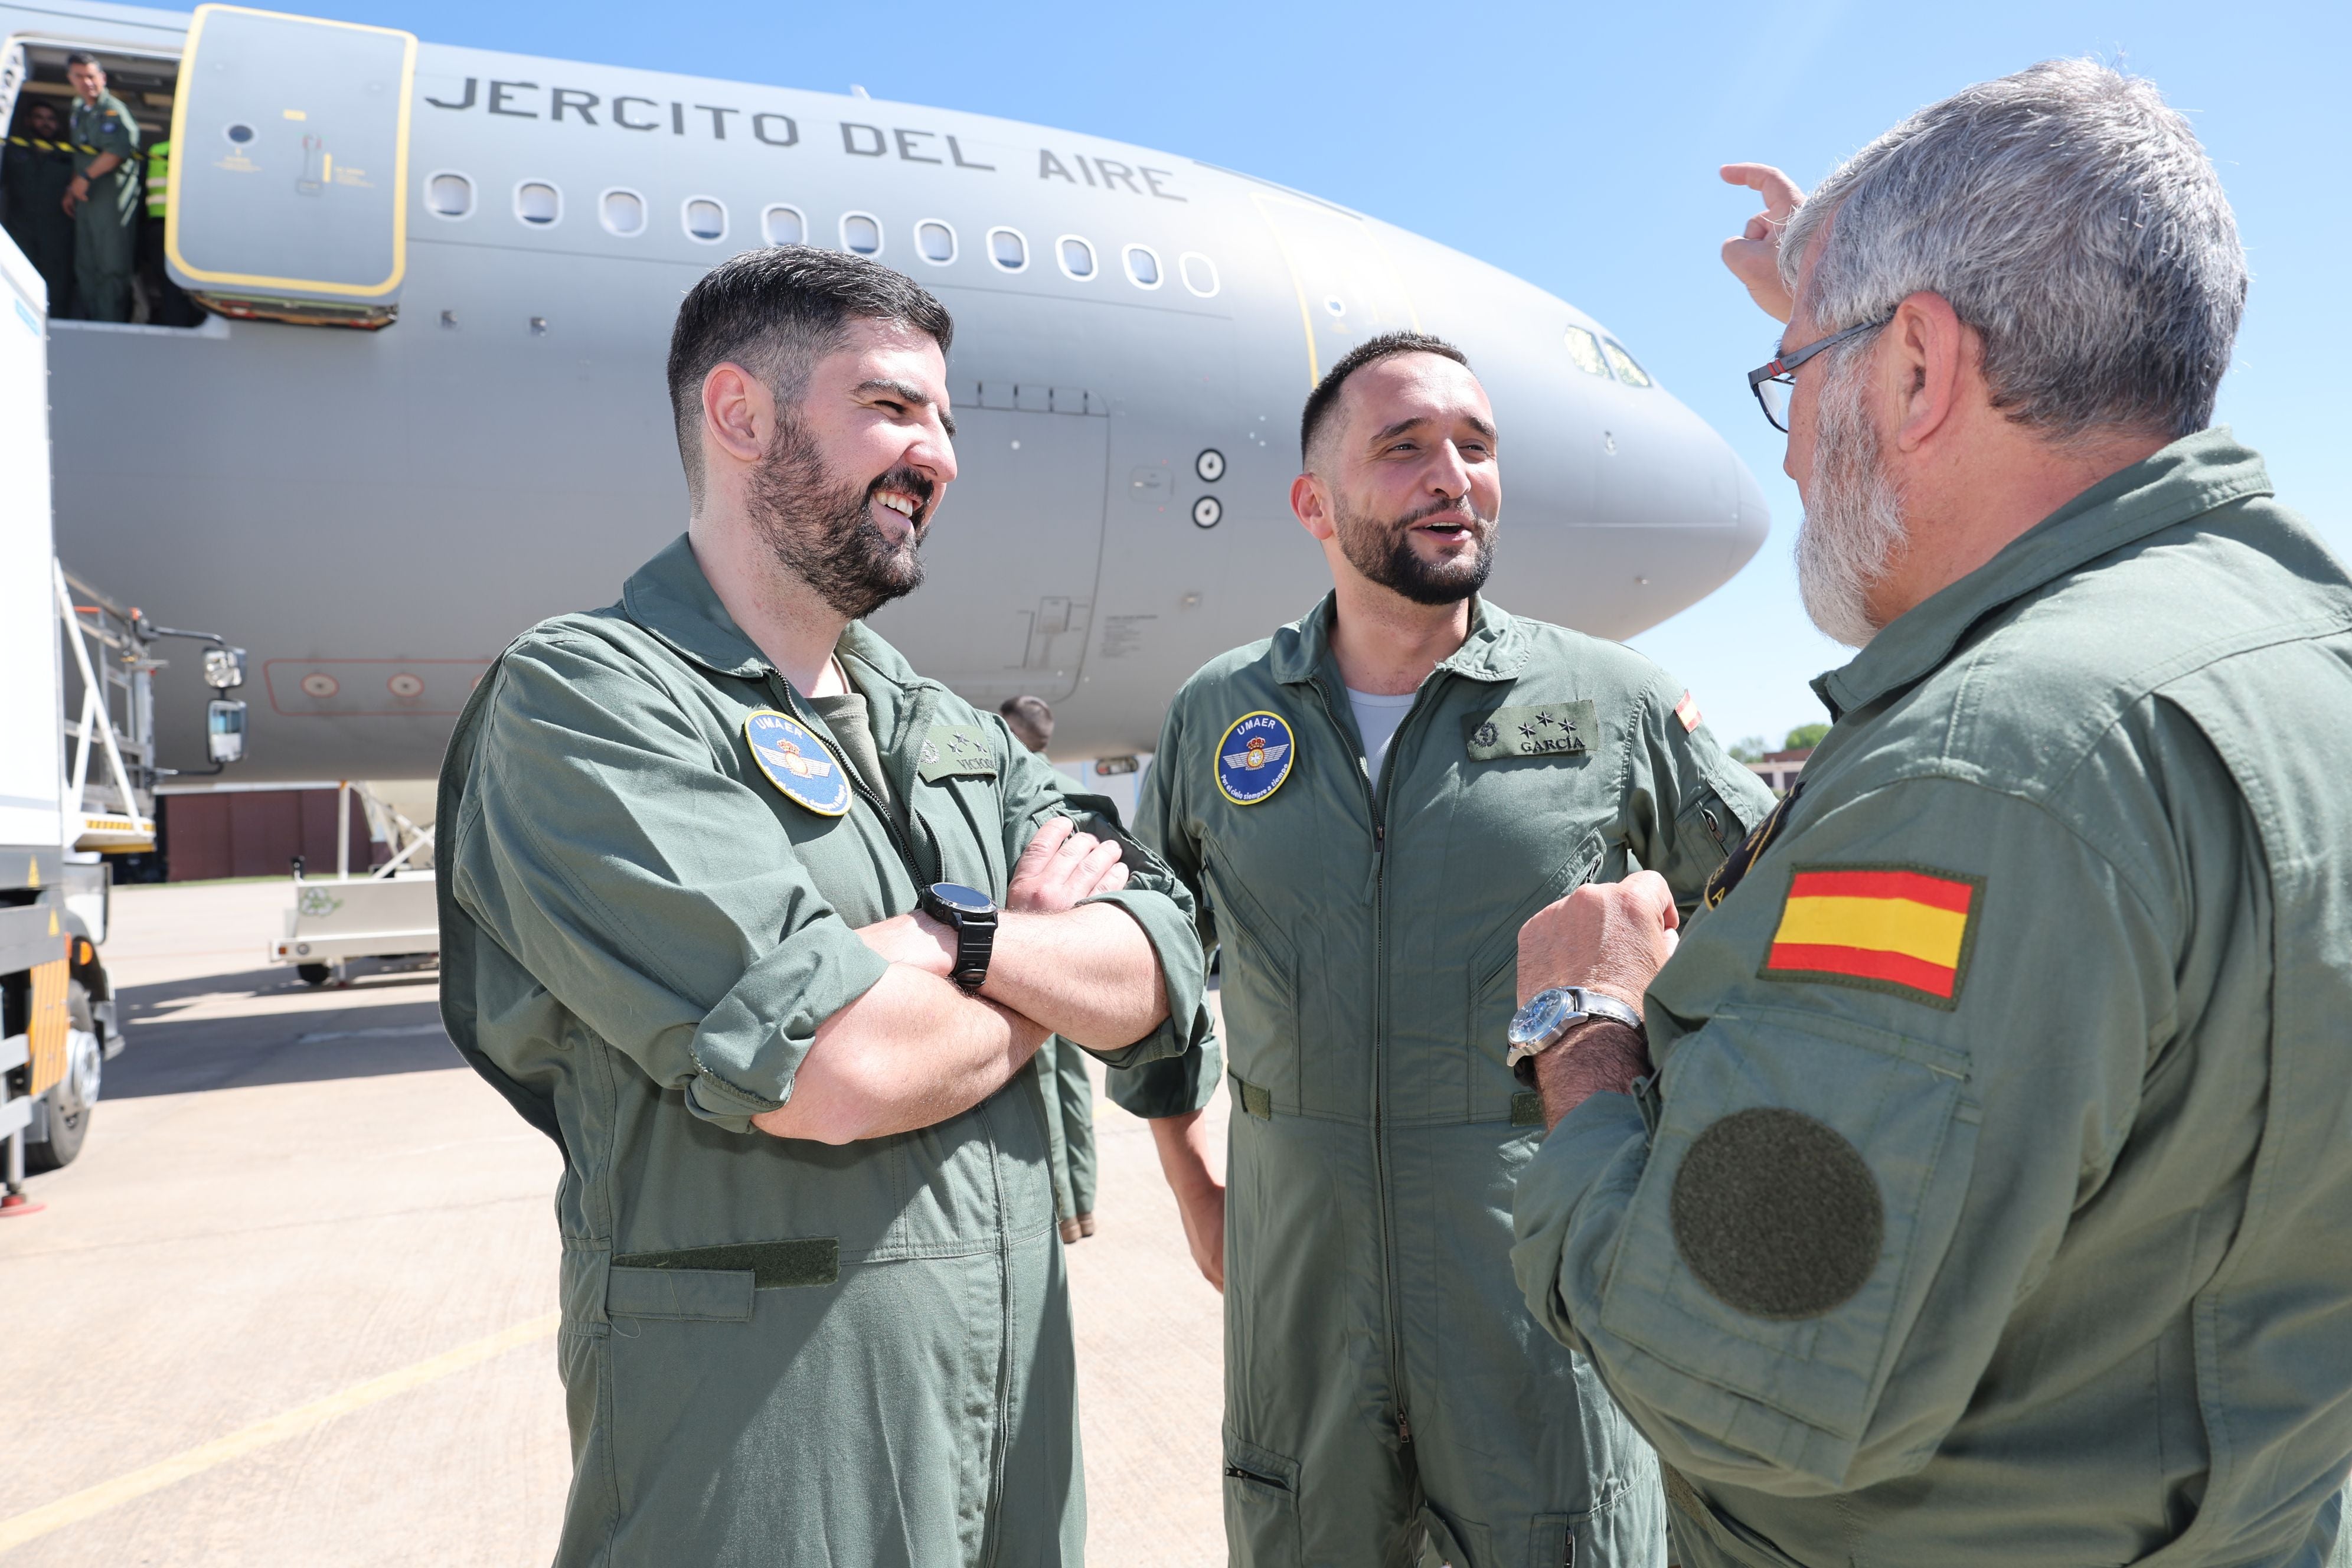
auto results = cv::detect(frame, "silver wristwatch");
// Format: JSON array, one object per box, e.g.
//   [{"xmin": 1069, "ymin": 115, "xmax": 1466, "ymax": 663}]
[{"xmin": 1506, "ymin": 986, "xmax": 1646, "ymax": 1084}]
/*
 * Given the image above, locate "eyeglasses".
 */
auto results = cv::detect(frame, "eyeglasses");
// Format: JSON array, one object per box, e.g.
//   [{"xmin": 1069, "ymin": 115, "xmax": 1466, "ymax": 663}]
[{"xmin": 1747, "ymin": 316, "xmax": 1890, "ymax": 433}]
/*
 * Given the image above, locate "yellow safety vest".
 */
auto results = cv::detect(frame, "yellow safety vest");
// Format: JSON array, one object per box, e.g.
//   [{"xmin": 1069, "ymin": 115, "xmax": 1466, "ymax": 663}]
[{"xmin": 145, "ymin": 139, "xmax": 169, "ymax": 218}]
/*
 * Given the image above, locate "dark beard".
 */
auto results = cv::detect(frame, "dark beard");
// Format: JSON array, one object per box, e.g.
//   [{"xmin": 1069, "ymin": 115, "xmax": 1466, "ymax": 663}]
[
  {"xmin": 1332, "ymin": 492, "xmax": 1496, "ymax": 606},
  {"xmin": 746, "ymin": 416, "xmax": 935, "ymax": 619}
]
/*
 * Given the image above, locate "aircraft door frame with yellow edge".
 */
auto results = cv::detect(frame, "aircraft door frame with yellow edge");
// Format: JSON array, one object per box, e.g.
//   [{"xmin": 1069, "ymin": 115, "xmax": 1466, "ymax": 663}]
[{"xmin": 165, "ymin": 4, "xmax": 416, "ymax": 328}]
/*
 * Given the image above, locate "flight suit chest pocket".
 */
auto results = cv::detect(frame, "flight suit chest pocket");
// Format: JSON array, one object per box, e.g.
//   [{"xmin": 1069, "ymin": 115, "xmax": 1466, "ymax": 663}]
[
  {"xmin": 1600, "ymin": 1008, "xmax": 1979, "ymax": 1454},
  {"xmin": 1462, "ymin": 828, "xmax": 1607, "ymax": 1121},
  {"xmin": 1200, "ymin": 846, "xmax": 1299, "ymax": 1114}
]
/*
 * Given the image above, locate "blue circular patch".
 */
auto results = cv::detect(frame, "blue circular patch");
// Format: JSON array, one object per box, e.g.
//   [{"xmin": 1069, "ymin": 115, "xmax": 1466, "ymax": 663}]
[
  {"xmin": 744, "ymin": 710, "xmax": 851, "ymax": 817},
  {"xmin": 1215, "ymin": 710, "xmax": 1296, "ymax": 806}
]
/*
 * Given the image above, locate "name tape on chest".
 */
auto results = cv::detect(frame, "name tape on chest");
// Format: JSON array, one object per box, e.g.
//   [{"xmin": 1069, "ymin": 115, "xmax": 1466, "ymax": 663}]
[
  {"xmin": 1761, "ymin": 864, "xmax": 1982, "ymax": 1008},
  {"xmin": 1464, "ymin": 700, "xmax": 1598, "ymax": 762},
  {"xmin": 918, "ymin": 724, "xmax": 999, "ymax": 782},
  {"xmin": 743, "ymin": 710, "xmax": 850, "ymax": 816},
  {"xmin": 1214, "ymin": 711, "xmax": 1295, "ymax": 805}
]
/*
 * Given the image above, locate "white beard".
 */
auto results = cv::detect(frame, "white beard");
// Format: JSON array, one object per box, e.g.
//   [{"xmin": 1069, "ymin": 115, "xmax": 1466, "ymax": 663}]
[{"xmin": 1795, "ymin": 352, "xmax": 1909, "ymax": 648}]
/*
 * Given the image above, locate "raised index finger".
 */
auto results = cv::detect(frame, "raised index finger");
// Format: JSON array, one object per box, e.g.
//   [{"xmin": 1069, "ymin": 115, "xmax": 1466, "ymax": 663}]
[{"xmin": 1719, "ymin": 162, "xmax": 1805, "ymax": 221}]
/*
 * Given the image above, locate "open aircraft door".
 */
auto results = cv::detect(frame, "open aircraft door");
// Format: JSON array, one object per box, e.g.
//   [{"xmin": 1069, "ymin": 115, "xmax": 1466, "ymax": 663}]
[{"xmin": 165, "ymin": 4, "xmax": 416, "ymax": 328}]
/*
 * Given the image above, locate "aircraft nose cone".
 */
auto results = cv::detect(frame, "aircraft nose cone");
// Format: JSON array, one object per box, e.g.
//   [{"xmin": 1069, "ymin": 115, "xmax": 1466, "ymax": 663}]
[{"xmin": 1404, "ymin": 234, "xmax": 1770, "ymax": 639}]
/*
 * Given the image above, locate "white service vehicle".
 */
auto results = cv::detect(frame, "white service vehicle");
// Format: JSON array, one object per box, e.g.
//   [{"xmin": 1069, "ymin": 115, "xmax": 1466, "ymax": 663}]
[
  {"xmin": 268, "ymin": 781, "xmax": 439, "ymax": 986},
  {"xmin": 0, "ymin": 226, "xmax": 246, "ymax": 1203}
]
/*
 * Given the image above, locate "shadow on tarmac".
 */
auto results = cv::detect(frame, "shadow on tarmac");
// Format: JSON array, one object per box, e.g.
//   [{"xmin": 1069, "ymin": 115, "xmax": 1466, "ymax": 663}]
[{"xmin": 104, "ymin": 967, "xmax": 462, "ymax": 1100}]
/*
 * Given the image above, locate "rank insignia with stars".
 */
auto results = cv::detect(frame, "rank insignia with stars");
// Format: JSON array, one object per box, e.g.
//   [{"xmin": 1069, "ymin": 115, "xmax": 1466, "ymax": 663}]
[{"xmin": 1463, "ymin": 700, "xmax": 1598, "ymax": 762}]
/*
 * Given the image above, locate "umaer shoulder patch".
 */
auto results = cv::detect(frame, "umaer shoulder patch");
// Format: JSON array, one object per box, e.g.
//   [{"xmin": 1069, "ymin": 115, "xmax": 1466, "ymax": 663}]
[
  {"xmin": 1464, "ymin": 700, "xmax": 1596, "ymax": 761},
  {"xmin": 1673, "ymin": 691, "xmax": 1704, "ymax": 732},
  {"xmin": 917, "ymin": 723, "xmax": 999, "ymax": 782},
  {"xmin": 1214, "ymin": 711, "xmax": 1295, "ymax": 805},
  {"xmin": 743, "ymin": 710, "xmax": 850, "ymax": 816},
  {"xmin": 1761, "ymin": 863, "xmax": 1981, "ymax": 1007}
]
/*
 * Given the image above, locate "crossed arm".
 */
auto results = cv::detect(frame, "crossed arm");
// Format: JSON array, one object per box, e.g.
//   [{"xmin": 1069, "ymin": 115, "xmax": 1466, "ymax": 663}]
[{"xmin": 754, "ymin": 818, "xmax": 1166, "ymax": 1144}]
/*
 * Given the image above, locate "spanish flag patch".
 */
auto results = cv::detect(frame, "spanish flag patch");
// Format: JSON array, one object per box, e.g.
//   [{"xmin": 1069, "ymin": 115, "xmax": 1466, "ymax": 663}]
[{"xmin": 1762, "ymin": 865, "xmax": 1981, "ymax": 1007}]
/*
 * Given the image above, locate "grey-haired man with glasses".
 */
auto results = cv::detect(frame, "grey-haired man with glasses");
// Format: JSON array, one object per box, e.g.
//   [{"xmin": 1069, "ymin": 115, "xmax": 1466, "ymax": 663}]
[{"xmin": 1509, "ymin": 60, "xmax": 2352, "ymax": 1568}]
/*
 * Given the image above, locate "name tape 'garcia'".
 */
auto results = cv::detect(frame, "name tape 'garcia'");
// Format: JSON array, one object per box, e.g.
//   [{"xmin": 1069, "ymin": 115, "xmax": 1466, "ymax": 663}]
[
  {"xmin": 744, "ymin": 710, "xmax": 851, "ymax": 816},
  {"xmin": 1464, "ymin": 700, "xmax": 1597, "ymax": 762},
  {"xmin": 1215, "ymin": 711, "xmax": 1295, "ymax": 806}
]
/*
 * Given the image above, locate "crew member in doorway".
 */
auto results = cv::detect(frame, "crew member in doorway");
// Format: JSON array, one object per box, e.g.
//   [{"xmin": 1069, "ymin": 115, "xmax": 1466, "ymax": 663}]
[
  {"xmin": 135, "ymin": 130, "xmax": 198, "ymax": 326},
  {"xmin": 61, "ymin": 54, "xmax": 139, "ymax": 323},
  {"xmin": 1003, "ymin": 694, "xmax": 1102, "ymax": 1243},
  {"xmin": 2, "ymin": 99, "xmax": 77, "ymax": 313}
]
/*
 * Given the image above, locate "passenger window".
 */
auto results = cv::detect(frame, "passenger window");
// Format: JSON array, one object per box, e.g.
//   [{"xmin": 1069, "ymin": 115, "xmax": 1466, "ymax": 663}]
[
  {"xmin": 1563, "ymin": 325, "xmax": 1606, "ymax": 376},
  {"xmin": 841, "ymin": 213, "xmax": 883, "ymax": 255},
  {"xmin": 1123, "ymin": 244, "xmax": 1162, "ymax": 288},
  {"xmin": 425, "ymin": 172, "xmax": 473, "ymax": 220},
  {"xmin": 1602, "ymin": 339, "xmax": 1654, "ymax": 387},
  {"xmin": 762, "ymin": 204, "xmax": 805, "ymax": 246},
  {"xmin": 514, "ymin": 181, "xmax": 560, "ymax": 227},
  {"xmin": 599, "ymin": 189, "xmax": 646, "ymax": 237},
  {"xmin": 1057, "ymin": 236, "xmax": 1096, "ymax": 280},
  {"xmin": 1179, "ymin": 251, "xmax": 1220, "ymax": 298},
  {"xmin": 915, "ymin": 220, "xmax": 956, "ymax": 264},
  {"xmin": 683, "ymin": 198, "xmax": 727, "ymax": 243},
  {"xmin": 988, "ymin": 226, "xmax": 1028, "ymax": 272}
]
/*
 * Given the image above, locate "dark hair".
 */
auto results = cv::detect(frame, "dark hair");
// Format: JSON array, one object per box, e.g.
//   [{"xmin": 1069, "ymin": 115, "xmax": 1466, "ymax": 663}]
[
  {"xmin": 64, "ymin": 52, "xmax": 97, "ymax": 68},
  {"xmin": 665, "ymin": 246, "xmax": 954, "ymax": 506},
  {"xmin": 999, "ymin": 695, "xmax": 1054, "ymax": 752},
  {"xmin": 1298, "ymin": 331, "xmax": 1471, "ymax": 468}
]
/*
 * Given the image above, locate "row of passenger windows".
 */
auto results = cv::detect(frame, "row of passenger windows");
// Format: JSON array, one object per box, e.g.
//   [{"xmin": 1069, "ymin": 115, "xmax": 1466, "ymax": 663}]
[{"xmin": 422, "ymin": 171, "xmax": 1221, "ymax": 296}]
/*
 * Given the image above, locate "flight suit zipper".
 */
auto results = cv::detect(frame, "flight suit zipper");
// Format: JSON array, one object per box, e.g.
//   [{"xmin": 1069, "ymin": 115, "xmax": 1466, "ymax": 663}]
[{"xmin": 1307, "ymin": 668, "xmax": 1450, "ymax": 1453}]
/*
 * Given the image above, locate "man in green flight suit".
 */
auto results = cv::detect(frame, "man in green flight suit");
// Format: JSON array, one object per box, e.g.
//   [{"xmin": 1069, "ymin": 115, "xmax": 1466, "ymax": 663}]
[
  {"xmin": 3, "ymin": 100, "xmax": 79, "ymax": 315},
  {"xmin": 1002, "ymin": 694, "xmax": 1104, "ymax": 1243},
  {"xmin": 1116, "ymin": 330, "xmax": 1774, "ymax": 1566},
  {"xmin": 1512, "ymin": 62, "xmax": 2352, "ymax": 1568},
  {"xmin": 61, "ymin": 54, "xmax": 138, "ymax": 323},
  {"xmin": 438, "ymin": 248, "xmax": 1210, "ymax": 1565}
]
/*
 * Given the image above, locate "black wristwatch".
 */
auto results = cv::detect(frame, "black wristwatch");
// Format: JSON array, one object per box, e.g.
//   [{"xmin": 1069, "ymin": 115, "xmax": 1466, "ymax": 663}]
[{"xmin": 919, "ymin": 881, "xmax": 999, "ymax": 992}]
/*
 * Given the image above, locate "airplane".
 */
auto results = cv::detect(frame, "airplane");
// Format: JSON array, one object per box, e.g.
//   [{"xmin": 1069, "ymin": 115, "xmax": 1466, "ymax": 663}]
[{"xmin": 3, "ymin": 1, "xmax": 1769, "ymax": 782}]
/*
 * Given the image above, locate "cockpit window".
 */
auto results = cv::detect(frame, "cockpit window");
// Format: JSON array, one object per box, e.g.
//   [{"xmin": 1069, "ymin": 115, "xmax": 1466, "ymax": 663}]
[
  {"xmin": 1123, "ymin": 244, "xmax": 1162, "ymax": 288},
  {"xmin": 683, "ymin": 198, "xmax": 727, "ymax": 243},
  {"xmin": 762, "ymin": 205, "xmax": 806, "ymax": 246},
  {"xmin": 425, "ymin": 172, "xmax": 473, "ymax": 220},
  {"xmin": 988, "ymin": 227, "xmax": 1028, "ymax": 272},
  {"xmin": 916, "ymin": 220, "xmax": 956, "ymax": 264},
  {"xmin": 599, "ymin": 189, "xmax": 645, "ymax": 237},
  {"xmin": 841, "ymin": 212, "xmax": 883, "ymax": 255},
  {"xmin": 1602, "ymin": 339, "xmax": 1654, "ymax": 388},
  {"xmin": 514, "ymin": 181, "xmax": 560, "ymax": 226},
  {"xmin": 1057, "ymin": 236, "xmax": 1097, "ymax": 280},
  {"xmin": 1562, "ymin": 325, "xmax": 1606, "ymax": 377}
]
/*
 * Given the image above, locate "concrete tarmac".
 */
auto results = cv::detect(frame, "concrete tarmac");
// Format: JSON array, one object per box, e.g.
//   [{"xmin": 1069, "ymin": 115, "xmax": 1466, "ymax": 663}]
[{"xmin": 0, "ymin": 878, "xmax": 1228, "ymax": 1565}]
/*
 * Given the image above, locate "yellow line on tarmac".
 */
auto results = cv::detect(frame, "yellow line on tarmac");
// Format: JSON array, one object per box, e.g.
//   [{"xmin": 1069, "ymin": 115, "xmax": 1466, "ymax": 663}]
[{"xmin": 0, "ymin": 1312, "xmax": 559, "ymax": 1554}]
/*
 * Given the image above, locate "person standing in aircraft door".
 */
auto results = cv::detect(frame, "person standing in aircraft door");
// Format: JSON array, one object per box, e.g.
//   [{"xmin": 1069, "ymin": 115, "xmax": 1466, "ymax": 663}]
[
  {"xmin": 437, "ymin": 247, "xmax": 1210, "ymax": 1567},
  {"xmin": 1511, "ymin": 62, "xmax": 2352, "ymax": 1568},
  {"xmin": 1002, "ymin": 694, "xmax": 1106, "ymax": 1244},
  {"xmin": 1113, "ymin": 330, "xmax": 1773, "ymax": 1567},
  {"xmin": 60, "ymin": 54, "xmax": 138, "ymax": 323},
  {"xmin": 4, "ymin": 100, "xmax": 79, "ymax": 315}
]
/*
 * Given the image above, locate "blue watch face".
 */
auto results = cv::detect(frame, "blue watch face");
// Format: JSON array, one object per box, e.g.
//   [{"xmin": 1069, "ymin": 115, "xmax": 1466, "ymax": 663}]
[
  {"xmin": 1509, "ymin": 990, "xmax": 1572, "ymax": 1048},
  {"xmin": 929, "ymin": 882, "xmax": 995, "ymax": 916}
]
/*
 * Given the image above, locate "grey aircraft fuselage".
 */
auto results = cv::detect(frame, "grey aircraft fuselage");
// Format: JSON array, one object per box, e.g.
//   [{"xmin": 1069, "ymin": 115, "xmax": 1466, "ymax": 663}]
[{"xmin": 9, "ymin": 0, "xmax": 1767, "ymax": 782}]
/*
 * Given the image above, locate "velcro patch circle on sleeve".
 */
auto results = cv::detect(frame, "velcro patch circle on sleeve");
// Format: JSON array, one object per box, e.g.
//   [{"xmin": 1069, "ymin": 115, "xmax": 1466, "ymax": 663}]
[
  {"xmin": 1214, "ymin": 711, "xmax": 1295, "ymax": 806},
  {"xmin": 1671, "ymin": 1107, "xmax": 1884, "ymax": 1320},
  {"xmin": 1762, "ymin": 864, "xmax": 1981, "ymax": 1008},
  {"xmin": 744, "ymin": 710, "xmax": 851, "ymax": 817}
]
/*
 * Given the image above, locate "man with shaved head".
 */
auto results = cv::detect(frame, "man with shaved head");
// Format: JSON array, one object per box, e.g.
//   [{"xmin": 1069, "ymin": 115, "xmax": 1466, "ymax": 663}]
[
  {"xmin": 1513, "ymin": 60, "xmax": 2352, "ymax": 1568},
  {"xmin": 1117, "ymin": 330, "xmax": 1771, "ymax": 1565}
]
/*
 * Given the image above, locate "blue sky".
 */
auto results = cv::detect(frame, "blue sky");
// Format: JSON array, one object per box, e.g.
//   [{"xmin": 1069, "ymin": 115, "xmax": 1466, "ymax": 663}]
[{"xmin": 306, "ymin": 0, "xmax": 2346, "ymax": 749}]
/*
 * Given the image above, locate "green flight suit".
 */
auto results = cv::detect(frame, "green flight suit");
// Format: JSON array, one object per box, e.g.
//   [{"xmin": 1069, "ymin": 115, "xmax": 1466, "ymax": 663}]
[
  {"xmin": 437, "ymin": 535, "xmax": 1210, "ymax": 1567},
  {"xmin": 1034, "ymin": 1035, "xmax": 1099, "ymax": 1236},
  {"xmin": 66, "ymin": 91, "xmax": 138, "ymax": 322},
  {"xmin": 1513, "ymin": 430, "xmax": 2352, "ymax": 1567},
  {"xmin": 2, "ymin": 130, "xmax": 77, "ymax": 315},
  {"xmin": 1113, "ymin": 594, "xmax": 1773, "ymax": 1567}
]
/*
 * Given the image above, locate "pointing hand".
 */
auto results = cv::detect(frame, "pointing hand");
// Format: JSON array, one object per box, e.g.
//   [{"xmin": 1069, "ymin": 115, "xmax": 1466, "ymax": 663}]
[{"xmin": 1719, "ymin": 163, "xmax": 1805, "ymax": 324}]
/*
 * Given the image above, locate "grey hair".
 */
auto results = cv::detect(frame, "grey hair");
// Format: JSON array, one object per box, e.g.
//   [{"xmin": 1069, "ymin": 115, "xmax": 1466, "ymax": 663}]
[{"xmin": 1779, "ymin": 59, "xmax": 2246, "ymax": 440}]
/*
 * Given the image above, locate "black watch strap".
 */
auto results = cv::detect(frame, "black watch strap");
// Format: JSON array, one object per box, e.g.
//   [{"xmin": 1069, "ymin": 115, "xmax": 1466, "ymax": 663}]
[{"xmin": 946, "ymin": 909, "xmax": 996, "ymax": 992}]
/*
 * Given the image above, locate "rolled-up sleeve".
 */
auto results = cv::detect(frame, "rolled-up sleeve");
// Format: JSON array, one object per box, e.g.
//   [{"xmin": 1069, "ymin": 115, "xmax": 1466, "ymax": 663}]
[
  {"xmin": 453, "ymin": 636, "xmax": 888, "ymax": 1134},
  {"xmin": 994, "ymin": 727, "xmax": 1211, "ymax": 1073}
]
